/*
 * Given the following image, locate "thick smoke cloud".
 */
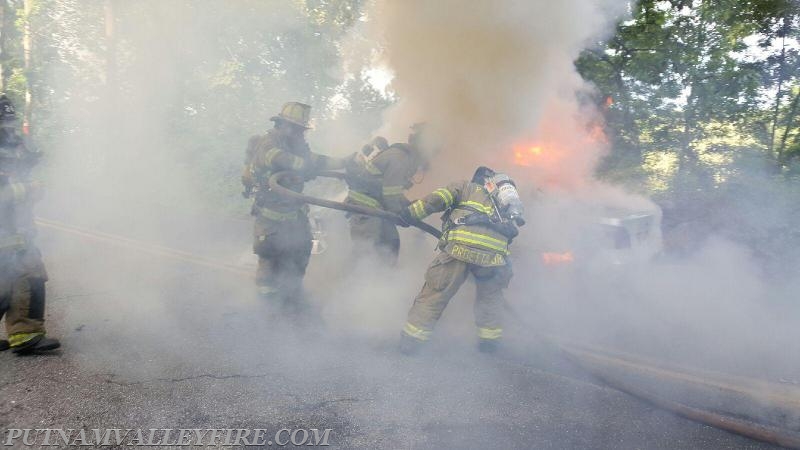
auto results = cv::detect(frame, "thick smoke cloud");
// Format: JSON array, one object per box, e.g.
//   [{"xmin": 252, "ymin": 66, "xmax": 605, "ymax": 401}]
[
  {"xmin": 23, "ymin": 0, "xmax": 798, "ymax": 433},
  {"xmin": 363, "ymin": 0, "xmax": 627, "ymax": 186},
  {"xmin": 355, "ymin": 0, "xmax": 800, "ymax": 411}
]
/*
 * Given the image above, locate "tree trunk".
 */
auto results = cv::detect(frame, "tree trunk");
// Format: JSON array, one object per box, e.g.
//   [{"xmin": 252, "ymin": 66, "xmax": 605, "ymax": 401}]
[
  {"xmin": 677, "ymin": 2, "xmax": 707, "ymax": 176},
  {"xmin": 612, "ymin": 63, "xmax": 641, "ymax": 154},
  {"xmin": 778, "ymin": 90, "xmax": 800, "ymax": 165},
  {"xmin": 22, "ymin": 0, "xmax": 32, "ymax": 132},
  {"xmin": 104, "ymin": 0, "xmax": 116, "ymax": 89},
  {"xmin": 769, "ymin": 14, "xmax": 789, "ymax": 159},
  {"xmin": 0, "ymin": 0, "xmax": 5, "ymax": 92}
]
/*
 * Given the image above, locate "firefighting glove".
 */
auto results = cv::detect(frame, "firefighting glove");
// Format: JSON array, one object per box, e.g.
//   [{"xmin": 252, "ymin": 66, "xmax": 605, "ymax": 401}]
[{"xmin": 397, "ymin": 207, "xmax": 414, "ymax": 228}]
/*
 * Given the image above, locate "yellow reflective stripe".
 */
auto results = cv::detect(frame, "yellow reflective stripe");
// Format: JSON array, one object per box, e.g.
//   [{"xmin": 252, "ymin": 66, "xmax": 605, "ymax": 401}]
[
  {"xmin": 434, "ymin": 188, "xmax": 454, "ymax": 208},
  {"xmin": 357, "ymin": 155, "xmax": 382, "ymax": 175},
  {"xmin": 382, "ymin": 185, "xmax": 405, "ymax": 196},
  {"xmin": 403, "ymin": 322, "xmax": 431, "ymax": 341},
  {"xmin": 477, "ymin": 327, "xmax": 502, "ymax": 340},
  {"xmin": 263, "ymin": 148, "xmax": 282, "ymax": 166},
  {"xmin": 449, "ymin": 229, "xmax": 507, "ymax": 247},
  {"xmin": 258, "ymin": 207, "xmax": 300, "ymax": 221},
  {"xmin": 8, "ymin": 332, "xmax": 44, "ymax": 348},
  {"xmin": 459, "ymin": 201, "xmax": 493, "ymax": 215},
  {"xmin": 348, "ymin": 191, "xmax": 382, "ymax": 209},
  {"xmin": 290, "ymin": 156, "xmax": 305, "ymax": 171},
  {"xmin": 448, "ymin": 230, "xmax": 508, "ymax": 253},
  {"xmin": 258, "ymin": 285, "xmax": 279, "ymax": 295},
  {"xmin": 449, "ymin": 235, "xmax": 508, "ymax": 254},
  {"xmin": 433, "ymin": 191, "xmax": 448, "ymax": 205},
  {"xmin": 410, "ymin": 200, "xmax": 427, "ymax": 219}
]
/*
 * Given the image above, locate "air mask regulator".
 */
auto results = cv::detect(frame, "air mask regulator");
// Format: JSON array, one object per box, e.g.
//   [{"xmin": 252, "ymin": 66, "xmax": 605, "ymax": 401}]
[{"xmin": 484, "ymin": 173, "xmax": 526, "ymax": 226}]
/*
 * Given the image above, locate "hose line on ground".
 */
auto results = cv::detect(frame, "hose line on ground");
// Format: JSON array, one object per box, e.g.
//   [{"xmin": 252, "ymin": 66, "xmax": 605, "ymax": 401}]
[
  {"xmin": 268, "ymin": 170, "xmax": 800, "ymax": 448},
  {"xmin": 37, "ymin": 215, "xmax": 800, "ymax": 449},
  {"xmin": 268, "ymin": 171, "xmax": 442, "ymax": 239},
  {"xmin": 501, "ymin": 301, "xmax": 800, "ymax": 449}
]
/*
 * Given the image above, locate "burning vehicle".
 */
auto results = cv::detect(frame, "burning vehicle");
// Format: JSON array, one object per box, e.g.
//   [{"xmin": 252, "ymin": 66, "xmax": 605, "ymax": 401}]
[{"xmin": 533, "ymin": 205, "xmax": 663, "ymax": 271}]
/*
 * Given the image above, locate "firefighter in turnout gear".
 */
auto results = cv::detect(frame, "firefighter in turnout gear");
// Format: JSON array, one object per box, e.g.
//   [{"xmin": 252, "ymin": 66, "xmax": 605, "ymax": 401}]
[
  {"xmin": 343, "ymin": 123, "xmax": 430, "ymax": 265},
  {"xmin": 242, "ymin": 102, "xmax": 343, "ymax": 312},
  {"xmin": 399, "ymin": 166, "xmax": 523, "ymax": 354},
  {"xmin": 0, "ymin": 95, "xmax": 60, "ymax": 354}
]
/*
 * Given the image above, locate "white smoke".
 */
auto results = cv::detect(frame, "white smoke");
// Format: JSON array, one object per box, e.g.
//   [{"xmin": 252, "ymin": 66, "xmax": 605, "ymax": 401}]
[{"xmin": 356, "ymin": 0, "xmax": 627, "ymax": 187}]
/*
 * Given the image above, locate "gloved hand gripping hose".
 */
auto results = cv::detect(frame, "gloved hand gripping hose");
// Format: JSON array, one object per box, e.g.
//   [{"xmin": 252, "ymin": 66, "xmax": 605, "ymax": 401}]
[{"xmin": 268, "ymin": 171, "xmax": 442, "ymax": 239}]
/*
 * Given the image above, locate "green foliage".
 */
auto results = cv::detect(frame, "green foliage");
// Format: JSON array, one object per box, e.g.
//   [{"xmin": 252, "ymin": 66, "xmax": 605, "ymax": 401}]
[
  {"xmin": 578, "ymin": 0, "xmax": 800, "ymax": 263},
  {"xmin": 6, "ymin": 0, "xmax": 384, "ymax": 215},
  {"xmin": 579, "ymin": 0, "xmax": 800, "ymax": 184},
  {"xmin": 2, "ymin": 0, "xmax": 797, "ymax": 256}
]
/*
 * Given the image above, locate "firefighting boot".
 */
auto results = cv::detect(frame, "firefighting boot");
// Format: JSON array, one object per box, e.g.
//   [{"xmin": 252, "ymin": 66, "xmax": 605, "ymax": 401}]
[
  {"xmin": 0, "ymin": 339, "xmax": 9, "ymax": 351},
  {"xmin": 399, "ymin": 333, "xmax": 424, "ymax": 356},
  {"xmin": 477, "ymin": 339, "xmax": 499, "ymax": 354},
  {"xmin": 12, "ymin": 335, "xmax": 61, "ymax": 355}
]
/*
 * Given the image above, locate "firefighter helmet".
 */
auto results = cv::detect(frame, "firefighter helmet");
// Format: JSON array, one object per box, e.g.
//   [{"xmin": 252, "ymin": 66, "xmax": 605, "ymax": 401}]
[
  {"xmin": 472, "ymin": 166, "xmax": 496, "ymax": 184},
  {"xmin": 270, "ymin": 102, "xmax": 312, "ymax": 129}
]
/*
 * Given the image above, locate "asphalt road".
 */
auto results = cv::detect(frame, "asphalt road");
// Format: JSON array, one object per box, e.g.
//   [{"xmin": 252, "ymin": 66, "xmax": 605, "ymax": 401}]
[{"xmin": 0, "ymin": 219, "xmax": 781, "ymax": 450}]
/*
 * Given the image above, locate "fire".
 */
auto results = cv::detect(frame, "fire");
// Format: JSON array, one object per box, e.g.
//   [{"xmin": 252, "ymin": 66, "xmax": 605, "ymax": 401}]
[
  {"xmin": 513, "ymin": 145, "xmax": 543, "ymax": 166},
  {"xmin": 510, "ymin": 125, "xmax": 608, "ymax": 169},
  {"xmin": 507, "ymin": 100, "xmax": 612, "ymax": 188},
  {"xmin": 541, "ymin": 251, "xmax": 574, "ymax": 265},
  {"xmin": 587, "ymin": 124, "xmax": 609, "ymax": 145}
]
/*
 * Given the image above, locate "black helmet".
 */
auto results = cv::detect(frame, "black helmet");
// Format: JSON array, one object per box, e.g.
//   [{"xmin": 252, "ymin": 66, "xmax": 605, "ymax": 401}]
[
  {"xmin": 0, "ymin": 95, "xmax": 17, "ymax": 123},
  {"xmin": 472, "ymin": 166, "xmax": 496, "ymax": 184},
  {"xmin": 371, "ymin": 136, "xmax": 389, "ymax": 151}
]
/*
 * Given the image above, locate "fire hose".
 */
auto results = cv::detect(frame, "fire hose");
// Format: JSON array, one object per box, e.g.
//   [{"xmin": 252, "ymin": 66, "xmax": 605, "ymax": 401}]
[
  {"xmin": 37, "ymin": 215, "xmax": 800, "ymax": 448},
  {"xmin": 265, "ymin": 170, "xmax": 800, "ymax": 449},
  {"xmin": 267, "ymin": 171, "xmax": 442, "ymax": 239}
]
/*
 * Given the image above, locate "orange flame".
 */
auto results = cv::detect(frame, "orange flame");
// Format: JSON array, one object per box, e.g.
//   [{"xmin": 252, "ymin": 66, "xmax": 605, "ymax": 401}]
[
  {"xmin": 511, "ymin": 125, "xmax": 608, "ymax": 169},
  {"xmin": 513, "ymin": 145, "xmax": 543, "ymax": 167},
  {"xmin": 541, "ymin": 251, "xmax": 574, "ymax": 265}
]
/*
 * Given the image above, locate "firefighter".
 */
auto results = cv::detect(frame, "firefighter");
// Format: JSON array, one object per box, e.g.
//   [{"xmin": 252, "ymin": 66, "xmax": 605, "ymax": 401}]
[
  {"xmin": 343, "ymin": 123, "xmax": 430, "ymax": 265},
  {"xmin": 241, "ymin": 102, "xmax": 343, "ymax": 313},
  {"xmin": 0, "ymin": 95, "xmax": 60, "ymax": 354},
  {"xmin": 398, "ymin": 166, "xmax": 525, "ymax": 354}
]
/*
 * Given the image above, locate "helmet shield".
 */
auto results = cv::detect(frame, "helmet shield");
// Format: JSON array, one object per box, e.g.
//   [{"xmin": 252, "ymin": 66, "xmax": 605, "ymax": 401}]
[{"xmin": 270, "ymin": 102, "xmax": 312, "ymax": 129}]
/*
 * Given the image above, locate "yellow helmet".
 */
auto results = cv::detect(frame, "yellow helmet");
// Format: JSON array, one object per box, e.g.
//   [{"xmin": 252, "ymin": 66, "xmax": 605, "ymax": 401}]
[{"xmin": 270, "ymin": 101, "xmax": 312, "ymax": 129}]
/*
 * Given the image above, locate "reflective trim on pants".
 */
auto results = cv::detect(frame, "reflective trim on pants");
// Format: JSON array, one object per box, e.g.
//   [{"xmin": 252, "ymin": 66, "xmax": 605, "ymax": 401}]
[
  {"xmin": 477, "ymin": 327, "xmax": 502, "ymax": 340},
  {"xmin": 258, "ymin": 285, "xmax": 279, "ymax": 296},
  {"xmin": 8, "ymin": 331, "xmax": 43, "ymax": 348},
  {"xmin": 403, "ymin": 322, "xmax": 431, "ymax": 341}
]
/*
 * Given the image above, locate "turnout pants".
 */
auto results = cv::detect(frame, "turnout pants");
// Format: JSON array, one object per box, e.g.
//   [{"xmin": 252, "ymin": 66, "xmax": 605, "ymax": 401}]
[
  {"xmin": 403, "ymin": 252, "xmax": 512, "ymax": 342},
  {"xmin": 253, "ymin": 214, "xmax": 312, "ymax": 311},
  {"xmin": 348, "ymin": 213, "xmax": 400, "ymax": 266},
  {"xmin": 0, "ymin": 247, "xmax": 48, "ymax": 347}
]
